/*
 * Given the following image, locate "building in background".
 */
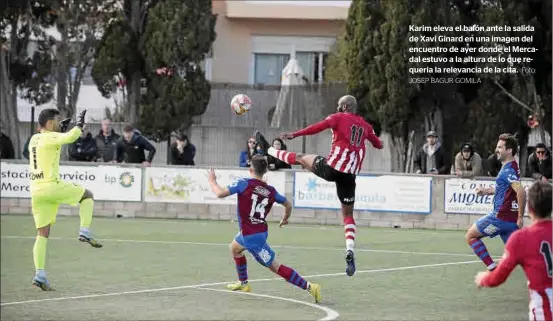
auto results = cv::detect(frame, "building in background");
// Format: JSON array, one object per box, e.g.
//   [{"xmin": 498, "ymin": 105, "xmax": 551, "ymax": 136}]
[{"xmin": 209, "ymin": 0, "xmax": 349, "ymax": 85}]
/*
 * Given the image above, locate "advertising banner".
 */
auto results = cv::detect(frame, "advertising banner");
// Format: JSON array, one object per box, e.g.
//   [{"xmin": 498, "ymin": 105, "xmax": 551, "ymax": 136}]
[
  {"xmin": 1, "ymin": 162, "xmax": 142, "ymax": 201},
  {"xmin": 144, "ymin": 167, "xmax": 286, "ymax": 204},
  {"xmin": 294, "ymin": 172, "xmax": 432, "ymax": 214},
  {"xmin": 444, "ymin": 178, "xmax": 533, "ymax": 215}
]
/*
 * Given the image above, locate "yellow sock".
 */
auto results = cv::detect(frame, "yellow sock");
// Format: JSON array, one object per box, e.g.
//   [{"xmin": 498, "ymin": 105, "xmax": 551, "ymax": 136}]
[
  {"xmin": 33, "ymin": 235, "xmax": 48, "ymax": 270},
  {"xmin": 79, "ymin": 198, "xmax": 94, "ymax": 229}
]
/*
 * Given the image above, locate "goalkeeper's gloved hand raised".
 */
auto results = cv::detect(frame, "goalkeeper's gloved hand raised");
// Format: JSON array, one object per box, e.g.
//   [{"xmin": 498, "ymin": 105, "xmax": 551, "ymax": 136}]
[
  {"xmin": 76, "ymin": 109, "xmax": 87, "ymax": 129},
  {"xmin": 60, "ymin": 118, "xmax": 71, "ymax": 133}
]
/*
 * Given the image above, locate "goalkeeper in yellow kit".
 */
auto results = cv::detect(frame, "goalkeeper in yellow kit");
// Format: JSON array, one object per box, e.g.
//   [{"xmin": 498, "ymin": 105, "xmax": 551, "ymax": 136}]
[{"xmin": 29, "ymin": 108, "xmax": 102, "ymax": 291}]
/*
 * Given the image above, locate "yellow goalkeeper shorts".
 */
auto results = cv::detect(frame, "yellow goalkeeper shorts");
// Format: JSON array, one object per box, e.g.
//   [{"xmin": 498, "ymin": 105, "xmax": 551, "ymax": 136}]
[{"xmin": 31, "ymin": 181, "xmax": 86, "ymax": 229}]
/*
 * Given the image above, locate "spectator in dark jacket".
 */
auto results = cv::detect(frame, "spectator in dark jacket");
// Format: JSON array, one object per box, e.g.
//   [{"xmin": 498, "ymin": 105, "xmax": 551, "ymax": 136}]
[
  {"xmin": 414, "ymin": 131, "xmax": 450, "ymax": 174},
  {"xmin": 527, "ymin": 143, "xmax": 552, "ymax": 181},
  {"xmin": 486, "ymin": 153, "xmax": 502, "ymax": 177},
  {"xmin": 170, "ymin": 133, "xmax": 196, "ymax": 165},
  {"xmin": 116, "ymin": 124, "xmax": 156, "ymax": 166},
  {"xmin": 95, "ymin": 118, "xmax": 120, "ymax": 162},
  {"xmin": 68, "ymin": 125, "xmax": 98, "ymax": 162},
  {"xmin": 268, "ymin": 138, "xmax": 291, "ymax": 170},
  {"xmin": 0, "ymin": 132, "xmax": 15, "ymax": 159}
]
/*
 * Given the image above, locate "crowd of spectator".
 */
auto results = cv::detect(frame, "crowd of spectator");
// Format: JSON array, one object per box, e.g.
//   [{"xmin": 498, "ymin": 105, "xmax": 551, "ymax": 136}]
[{"xmin": 0, "ymin": 123, "xmax": 551, "ymax": 181}]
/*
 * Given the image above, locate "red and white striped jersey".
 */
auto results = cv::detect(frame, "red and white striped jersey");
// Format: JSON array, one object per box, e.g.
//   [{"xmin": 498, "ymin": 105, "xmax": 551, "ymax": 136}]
[
  {"xmin": 292, "ymin": 112, "xmax": 383, "ymax": 175},
  {"xmin": 480, "ymin": 220, "xmax": 553, "ymax": 321}
]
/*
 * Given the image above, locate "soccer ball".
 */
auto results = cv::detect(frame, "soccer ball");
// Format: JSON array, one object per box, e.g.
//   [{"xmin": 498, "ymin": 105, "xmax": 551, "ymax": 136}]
[{"xmin": 230, "ymin": 94, "xmax": 252, "ymax": 116}]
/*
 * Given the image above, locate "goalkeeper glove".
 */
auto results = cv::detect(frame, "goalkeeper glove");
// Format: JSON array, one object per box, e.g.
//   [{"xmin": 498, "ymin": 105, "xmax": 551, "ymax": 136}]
[
  {"xmin": 76, "ymin": 109, "xmax": 87, "ymax": 128},
  {"xmin": 60, "ymin": 118, "xmax": 71, "ymax": 133}
]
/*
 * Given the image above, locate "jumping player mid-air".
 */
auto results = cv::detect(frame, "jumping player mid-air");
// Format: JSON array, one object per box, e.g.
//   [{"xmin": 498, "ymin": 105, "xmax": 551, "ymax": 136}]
[
  {"xmin": 475, "ymin": 180, "xmax": 552, "ymax": 321},
  {"xmin": 254, "ymin": 95, "xmax": 383, "ymax": 276},
  {"xmin": 207, "ymin": 155, "xmax": 321, "ymax": 303},
  {"xmin": 29, "ymin": 109, "xmax": 102, "ymax": 291},
  {"xmin": 465, "ymin": 133, "xmax": 526, "ymax": 271}
]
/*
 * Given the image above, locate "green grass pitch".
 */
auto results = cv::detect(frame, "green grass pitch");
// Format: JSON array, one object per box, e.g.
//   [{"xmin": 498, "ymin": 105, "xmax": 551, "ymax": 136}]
[{"xmin": 1, "ymin": 215, "xmax": 527, "ymax": 320}]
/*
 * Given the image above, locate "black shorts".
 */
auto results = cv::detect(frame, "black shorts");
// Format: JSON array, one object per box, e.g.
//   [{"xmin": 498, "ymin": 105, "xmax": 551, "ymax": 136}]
[{"xmin": 311, "ymin": 156, "xmax": 356, "ymax": 205}]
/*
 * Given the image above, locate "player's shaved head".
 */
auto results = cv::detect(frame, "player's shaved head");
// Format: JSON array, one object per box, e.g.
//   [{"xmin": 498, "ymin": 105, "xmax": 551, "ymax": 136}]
[
  {"xmin": 251, "ymin": 154, "xmax": 268, "ymax": 177},
  {"xmin": 527, "ymin": 181, "xmax": 552, "ymax": 219},
  {"xmin": 337, "ymin": 95, "xmax": 357, "ymax": 113},
  {"xmin": 38, "ymin": 108, "xmax": 60, "ymax": 127}
]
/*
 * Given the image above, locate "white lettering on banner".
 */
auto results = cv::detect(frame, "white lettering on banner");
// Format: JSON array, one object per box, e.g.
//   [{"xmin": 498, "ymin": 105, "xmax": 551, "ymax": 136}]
[
  {"xmin": 444, "ymin": 178, "xmax": 533, "ymax": 215},
  {"xmin": 0, "ymin": 162, "xmax": 142, "ymax": 201},
  {"xmin": 293, "ymin": 172, "xmax": 432, "ymax": 214},
  {"xmin": 144, "ymin": 168, "xmax": 286, "ymax": 205}
]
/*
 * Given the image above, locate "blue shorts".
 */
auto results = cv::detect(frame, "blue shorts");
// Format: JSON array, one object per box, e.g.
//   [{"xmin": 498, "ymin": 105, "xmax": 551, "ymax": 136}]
[
  {"xmin": 234, "ymin": 231, "xmax": 275, "ymax": 267},
  {"xmin": 475, "ymin": 214, "xmax": 519, "ymax": 244}
]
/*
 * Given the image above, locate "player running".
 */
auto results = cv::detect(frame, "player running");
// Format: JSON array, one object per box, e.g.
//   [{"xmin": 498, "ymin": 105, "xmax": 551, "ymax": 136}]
[
  {"xmin": 465, "ymin": 133, "xmax": 526, "ymax": 271},
  {"xmin": 475, "ymin": 181, "xmax": 552, "ymax": 321},
  {"xmin": 207, "ymin": 155, "xmax": 321, "ymax": 303},
  {"xmin": 254, "ymin": 95, "xmax": 383, "ymax": 276},
  {"xmin": 29, "ymin": 109, "xmax": 102, "ymax": 291}
]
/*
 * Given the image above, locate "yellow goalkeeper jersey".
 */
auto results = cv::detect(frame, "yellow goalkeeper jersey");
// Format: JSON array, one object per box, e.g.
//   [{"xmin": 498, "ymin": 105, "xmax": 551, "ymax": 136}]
[{"xmin": 28, "ymin": 127, "xmax": 82, "ymax": 186}]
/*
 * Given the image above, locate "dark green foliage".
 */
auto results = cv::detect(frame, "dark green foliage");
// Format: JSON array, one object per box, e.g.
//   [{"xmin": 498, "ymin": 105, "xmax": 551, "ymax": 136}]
[
  {"xmin": 91, "ymin": 19, "xmax": 141, "ymax": 97},
  {"xmin": 331, "ymin": 0, "xmax": 551, "ymax": 167},
  {"xmin": 92, "ymin": 0, "xmax": 216, "ymax": 138}
]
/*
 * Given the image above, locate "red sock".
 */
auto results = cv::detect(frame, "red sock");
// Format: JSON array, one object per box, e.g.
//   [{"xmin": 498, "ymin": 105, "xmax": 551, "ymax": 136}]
[
  {"xmin": 344, "ymin": 216, "xmax": 356, "ymax": 251},
  {"xmin": 272, "ymin": 149, "xmax": 297, "ymax": 165},
  {"xmin": 277, "ymin": 264, "xmax": 308, "ymax": 290},
  {"xmin": 469, "ymin": 239, "xmax": 496, "ymax": 270},
  {"xmin": 234, "ymin": 256, "xmax": 248, "ymax": 282}
]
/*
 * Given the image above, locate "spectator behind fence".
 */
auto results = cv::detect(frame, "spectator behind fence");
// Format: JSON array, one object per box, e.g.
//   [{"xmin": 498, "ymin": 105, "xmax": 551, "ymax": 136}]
[
  {"xmin": 95, "ymin": 118, "xmax": 120, "ymax": 162},
  {"xmin": 453, "ymin": 143, "xmax": 482, "ymax": 178},
  {"xmin": 22, "ymin": 127, "xmax": 41, "ymax": 159},
  {"xmin": 0, "ymin": 131, "xmax": 15, "ymax": 159},
  {"xmin": 170, "ymin": 133, "xmax": 196, "ymax": 165},
  {"xmin": 414, "ymin": 131, "xmax": 450, "ymax": 174},
  {"xmin": 268, "ymin": 138, "xmax": 291, "ymax": 170},
  {"xmin": 486, "ymin": 153, "xmax": 502, "ymax": 177},
  {"xmin": 116, "ymin": 124, "xmax": 156, "ymax": 166},
  {"xmin": 68, "ymin": 125, "xmax": 98, "ymax": 162},
  {"xmin": 239, "ymin": 136, "xmax": 262, "ymax": 167},
  {"xmin": 526, "ymin": 143, "xmax": 551, "ymax": 181}
]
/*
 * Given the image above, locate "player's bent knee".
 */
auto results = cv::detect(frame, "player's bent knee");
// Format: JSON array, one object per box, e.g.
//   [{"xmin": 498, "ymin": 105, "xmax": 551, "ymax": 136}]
[
  {"xmin": 269, "ymin": 260, "xmax": 281, "ymax": 273},
  {"xmin": 80, "ymin": 189, "xmax": 94, "ymax": 202},
  {"xmin": 37, "ymin": 225, "xmax": 50, "ymax": 237}
]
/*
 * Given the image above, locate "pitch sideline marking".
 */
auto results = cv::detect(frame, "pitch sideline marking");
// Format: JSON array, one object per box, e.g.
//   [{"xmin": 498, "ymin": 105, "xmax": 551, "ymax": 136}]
[
  {"xmin": 1, "ymin": 235, "xmax": 476, "ymax": 257},
  {"xmin": 1, "ymin": 259, "xmax": 480, "ymax": 307},
  {"xmin": 198, "ymin": 287, "xmax": 339, "ymax": 321}
]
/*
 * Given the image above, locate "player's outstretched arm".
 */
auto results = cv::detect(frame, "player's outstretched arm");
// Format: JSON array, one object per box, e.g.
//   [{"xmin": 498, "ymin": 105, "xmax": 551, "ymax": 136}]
[
  {"xmin": 286, "ymin": 118, "xmax": 333, "ymax": 139},
  {"xmin": 274, "ymin": 191, "xmax": 291, "ymax": 227},
  {"xmin": 279, "ymin": 199, "xmax": 292, "ymax": 228},
  {"xmin": 366, "ymin": 125, "xmax": 383, "ymax": 149},
  {"xmin": 476, "ymin": 232, "xmax": 520, "ymax": 288},
  {"xmin": 207, "ymin": 168, "xmax": 231, "ymax": 198},
  {"xmin": 46, "ymin": 126, "xmax": 82, "ymax": 146}
]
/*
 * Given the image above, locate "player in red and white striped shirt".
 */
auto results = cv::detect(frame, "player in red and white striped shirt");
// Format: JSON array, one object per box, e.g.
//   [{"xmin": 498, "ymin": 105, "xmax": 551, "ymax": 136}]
[
  {"xmin": 255, "ymin": 95, "xmax": 383, "ymax": 276},
  {"xmin": 475, "ymin": 181, "xmax": 552, "ymax": 321}
]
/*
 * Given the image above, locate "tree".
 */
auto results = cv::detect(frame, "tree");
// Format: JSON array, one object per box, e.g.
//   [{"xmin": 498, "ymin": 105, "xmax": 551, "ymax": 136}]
[
  {"xmin": 324, "ymin": 34, "xmax": 348, "ymax": 83},
  {"xmin": 1, "ymin": 0, "xmax": 57, "ymax": 157},
  {"xmin": 49, "ymin": 0, "xmax": 119, "ymax": 118},
  {"xmin": 92, "ymin": 0, "xmax": 215, "ymax": 136},
  {"xmin": 92, "ymin": 0, "xmax": 163, "ymax": 124},
  {"xmin": 138, "ymin": 0, "xmax": 216, "ymax": 139}
]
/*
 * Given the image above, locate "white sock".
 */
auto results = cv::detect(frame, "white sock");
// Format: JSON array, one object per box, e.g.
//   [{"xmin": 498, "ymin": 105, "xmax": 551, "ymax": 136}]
[
  {"xmin": 79, "ymin": 227, "xmax": 90, "ymax": 235},
  {"xmin": 36, "ymin": 269, "xmax": 46, "ymax": 278},
  {"xmin": 346, "ymin": 239, "xmax": 355, "ymax": 252},
  {"xmin": 487, "ymin": 263, "xmax": 497, "ymax": 271},
  {"xmin": 267, "ymin": 147, "xmax": 278, "ymax": 158}
]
